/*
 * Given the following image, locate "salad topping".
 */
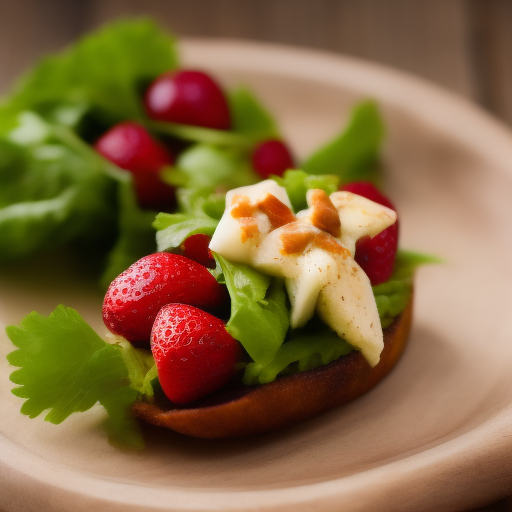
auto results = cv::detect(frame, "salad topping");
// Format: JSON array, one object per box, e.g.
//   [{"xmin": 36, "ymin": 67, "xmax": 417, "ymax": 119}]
[{"xmin": 210, "ymin": 180, "xmax": 396, "ymax": 366}]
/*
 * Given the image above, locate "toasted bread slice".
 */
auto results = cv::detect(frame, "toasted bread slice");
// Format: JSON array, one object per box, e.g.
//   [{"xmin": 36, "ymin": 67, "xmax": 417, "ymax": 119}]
[{"xmin": 133, "ymin": 295, "xmax": 413, "ymax": 438}]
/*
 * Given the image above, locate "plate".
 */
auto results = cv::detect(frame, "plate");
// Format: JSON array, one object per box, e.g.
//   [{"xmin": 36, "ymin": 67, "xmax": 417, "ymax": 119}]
[{"xmin": 1, "ymin": 39, "xmax": 512, "ymax": 512}]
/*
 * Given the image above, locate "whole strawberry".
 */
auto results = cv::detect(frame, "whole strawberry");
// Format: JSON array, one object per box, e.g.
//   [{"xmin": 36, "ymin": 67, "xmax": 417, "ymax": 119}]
[
  {"xmin": 181, "ymin": 234, "xmax": 216, "ymax": 269},
  {"xmin": 103, "ymin": 253, "xmax": 228, "ymax": 343},
  {"xmin": 251, "ymin": 139, "xmax": 294, "ymax": 179},
  {"xmin": 94, "ymin": 122, "xmax": 175, "ymax": 211},
  {"xmin": 341, "ymin": 181, "xmax": 399, "ymax": 285},
  {"xmin": 151, "ymin": 304, "xmax": 242, "ymax": 404}
]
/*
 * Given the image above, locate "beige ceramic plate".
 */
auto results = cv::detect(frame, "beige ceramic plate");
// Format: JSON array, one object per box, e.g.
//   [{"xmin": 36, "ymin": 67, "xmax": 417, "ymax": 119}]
[{"xmin": 1, "ymin": 40, "xmax": 512, "ymax": 512}]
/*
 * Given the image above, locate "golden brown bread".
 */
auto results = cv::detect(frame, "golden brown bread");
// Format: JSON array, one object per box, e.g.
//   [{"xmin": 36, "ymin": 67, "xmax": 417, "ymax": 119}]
[{"xmin": 133, "ymin": 295, "xmax": 413, "ymax": 438}]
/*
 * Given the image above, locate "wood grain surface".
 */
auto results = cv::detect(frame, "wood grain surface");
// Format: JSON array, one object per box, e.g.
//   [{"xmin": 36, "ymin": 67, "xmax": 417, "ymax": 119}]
[{"xmin": 0, "ymin": 1, "xmax": 511, "ymax": 511}]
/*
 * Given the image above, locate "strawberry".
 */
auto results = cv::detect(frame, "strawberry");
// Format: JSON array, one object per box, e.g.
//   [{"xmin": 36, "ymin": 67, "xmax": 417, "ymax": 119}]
[
  {"xmin": 103, "ymin": 253, "xmax": 228, "ymax": 343},
  {"xmin": 341, "ymin": 181, "xmax": 399, "ymax": 285},
  {"xmin": 181, "ymin": 234, "xmax": 216, "ymax": 269},
  {"xmin": 251, "ymin": 139, "xmax": 295, "ymax": 179},
  {"xmin": 94, "ymin": 122, "xmax": 175, "ymax": 211},
  {"xmin": 144, "ymin": 70, "xmax": 231, "ymax": 130},
  {"xmin": 151, "ymin": 304, "xmax": 242, "ymax": 404}
]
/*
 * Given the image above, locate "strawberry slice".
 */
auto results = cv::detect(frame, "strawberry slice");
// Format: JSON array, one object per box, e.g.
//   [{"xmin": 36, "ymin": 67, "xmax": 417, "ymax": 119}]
[
  {"xmin": 103, "ymin": 253, "xmax": 228, "ymax": 343},
  {"xmin": 151, "ymin": 304, "xmax": 242, "ymax": 404},
  {"xmin": 341, "ymin": 181, "xmax": 399, "ymax": 285}
]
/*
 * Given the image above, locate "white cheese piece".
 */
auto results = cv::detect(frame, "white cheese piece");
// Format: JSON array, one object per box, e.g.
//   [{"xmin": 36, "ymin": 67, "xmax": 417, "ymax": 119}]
[
  {"xmin": 329, "ymin": 191, "xmax": 396, "ymax": 254},
  {"xmin": 209, "ymin": 180, "xmax": 291, "ymax": 262}
]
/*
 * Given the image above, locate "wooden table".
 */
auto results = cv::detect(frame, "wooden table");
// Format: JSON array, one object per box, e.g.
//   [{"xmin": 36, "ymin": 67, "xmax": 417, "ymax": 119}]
[{"xmin": 0, "ymin": 1, "xmax": 511, "ymax": 510}]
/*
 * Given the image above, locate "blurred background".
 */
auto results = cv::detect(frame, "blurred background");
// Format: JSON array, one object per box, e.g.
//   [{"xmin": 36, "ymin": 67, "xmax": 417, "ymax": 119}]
[
  {"xmin": 1, "ymin": 1, "xmax": 511, "ymax": 511},
  {"xmin": 1, "ymin": 0, "xmax": 512, "ymax": 128}
]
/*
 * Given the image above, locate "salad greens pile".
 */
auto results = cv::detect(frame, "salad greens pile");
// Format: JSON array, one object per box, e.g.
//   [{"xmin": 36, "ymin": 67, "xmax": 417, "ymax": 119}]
[{"xmin": 3, "ymin": 18, "xmax": 434, "ymax": 449}]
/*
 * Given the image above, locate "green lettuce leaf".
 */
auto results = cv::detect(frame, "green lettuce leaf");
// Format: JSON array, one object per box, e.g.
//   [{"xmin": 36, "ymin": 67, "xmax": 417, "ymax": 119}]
[
  {"xmin": 6, "ymin": 305, "xmax": 155, "ymax": 448},
  {"xmin": 228, "ymin": 87, "xmax": 278, "ymax": 138},
  {"xmin": 272, "ymin": 169, "xmax": 340, "ymax": 212},
  {"xmin": 243, "ymin": 321, "xmax": 353, "ymax": 385},
  {"xmin": 374, "ymin": 250, "xmax": 441, "ymax": 327},
  {"xmin": 162, "ymin": 143, "xmax": 258, "ymax": 190},
  {"xmin": 216, "ymin": 255, "xmax": 289, "ymax": 365},
  {"xmin": 100, "ymin": 177, "xmax": 157, "ymax": 288},
  {"xmin": 302, "ymin": 100, "xmax": 384, "ymax": 184},
  {"xmin": 0, "ymin": 114, "xmax": 117, "ymax": 260},
  {"xmin": 154, "ymin": 187, "xmax": 224, "ymax": 252},
  {"xmin": 4, "ymin": 19, "xmax": 179, "ymax": 124}
]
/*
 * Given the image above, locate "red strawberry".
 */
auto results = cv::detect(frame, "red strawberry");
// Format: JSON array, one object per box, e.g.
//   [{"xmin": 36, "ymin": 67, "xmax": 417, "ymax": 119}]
[
  {"xmin": 151, "ymin": 304, "xmax": 242, "ymax": 404},
  {"xmin": 144, "ymin": 70, "xmax": 231, "ymax": 130},
  {"xmin": 181, "ymin": 234, "xmax": 216, "ymax": 269},
  {"xmin": 103, "ymin": 253, "xmax": 228, "ymax": 343},
  {"xmin": 94, "ymin": 122, "xmax": 175, "ymax": 211},
  {"xmin": 341, "ymin": 181, "xmax": 399, "ymax": 285},
  {"xmin": 251, "ymin": 139, "xmax": 294, "ymax": 179}
]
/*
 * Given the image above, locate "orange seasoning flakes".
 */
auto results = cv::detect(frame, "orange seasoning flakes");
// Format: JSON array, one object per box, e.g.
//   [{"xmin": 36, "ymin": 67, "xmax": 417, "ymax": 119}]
[
  {"xmin": 280, "ymin": 226, "xmax": 315, "ymax": 255},
  {"xmin": 256, "ymin": 193, "xmax": 296, "ymax": 229},
  {"xmin": 308, "ymin": 189, "xmax": 341, "ymax": 238}
]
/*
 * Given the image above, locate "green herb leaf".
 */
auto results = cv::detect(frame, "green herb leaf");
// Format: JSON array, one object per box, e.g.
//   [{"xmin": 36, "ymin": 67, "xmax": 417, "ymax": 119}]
[
  {"xmin": 302, "ymin": 100, "xmax": 384, "ymax": 184},
  {"xmin": 5, "ymin": 19, "xmax": 179, "ymax": 124},
  {"xmin": 373, "ymin": 250, "xmax": 441, "ymax": 327},
  {"xmin": 216, "ymin": 255, "xmax": 289, "ymax": 365},
  {"xmin": 228, "ymin": 87, "xmax": 278, "ymax": 138},
  {"xmin": 6, "ymin": 305, "xmax": 146, "ymax": 448},
  {"xmin": 100, "ymin": 177, "xmax": 157, "ymax": 289},
  {"xmin": 244, "ymin": 325, "xmax": 353, "ymax": 385},
  {"xmin": 155, "ymin": 213, "xmax": 219, "ymax": 252},
  {"xmin": 0, "ymin": 114, "xmax": 117, "ymax": 261},
  {"xmin": 163, "ymin": 143, "xmax": 258, "ymax": 190},
  {"xmin": 273, "ymin": 169, "xmax": 340, "ymax": 212}
]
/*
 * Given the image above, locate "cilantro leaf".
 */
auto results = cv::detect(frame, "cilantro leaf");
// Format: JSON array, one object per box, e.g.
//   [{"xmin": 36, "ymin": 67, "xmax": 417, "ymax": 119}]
[
  {"xmin": 302, "ymin": 100, "xmax": 384, "ymax": 184},
  {"xmin": 6, "ymin": 306, "xmax": 150, "ymax": 448}
]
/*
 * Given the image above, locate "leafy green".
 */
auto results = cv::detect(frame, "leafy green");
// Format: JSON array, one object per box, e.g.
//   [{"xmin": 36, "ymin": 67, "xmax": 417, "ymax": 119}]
[
  {"xmin": 244, "ymin": 321, "xmax": 353, "ymax": 385},
  {"xmin": 228, "ymin": 87, "xmax": 278, "ymax": 138},
  {"xmin": 148, "ymin": 121, "xmax": 252, "ymax": 148},
  {"xmin": 273, "ymin": 169, "xmax": 340, "ymax": 212},
  {"xmin": 0, "ymin": 114, "xmax": 117, "ymax": 260},
  {"xmin": 6, "ymin": 305, "xmax": 155, "ymax": 448},
  {"xmin": 374, "ymin": 250, "xmax": 441, "ymax": 327},
  {"xmin": 4, "ymin": 19, "xmax": 179, "ymax": 124},
  {"xmin": 100, "ymin": 178, "xmax": 157, "ymax": 289},
  {"xmin": 216, "ymin": 255, "xmax": 289, "ymax": 365},
  {"xmin": 154, "ymin": 187, "xmax": 224, "ymax": 252},
  {"xmin": 302, "ymin": 100, "xmax": 384, "ymax": 184},
  {"xmin": 162, "ymin": 143, "xmax": 258, "ymax": 190}
]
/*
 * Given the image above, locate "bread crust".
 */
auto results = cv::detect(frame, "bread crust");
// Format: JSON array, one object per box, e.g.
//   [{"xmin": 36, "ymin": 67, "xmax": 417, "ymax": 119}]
[{"xmin": 133, "ymin": 295, "xmax": 413, "ymax": 438}]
